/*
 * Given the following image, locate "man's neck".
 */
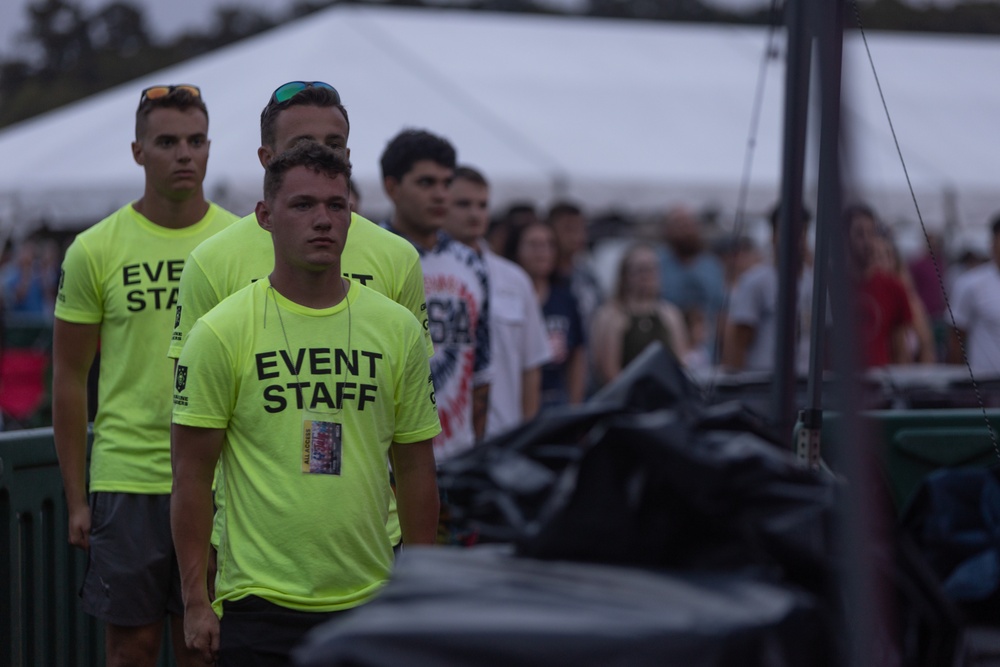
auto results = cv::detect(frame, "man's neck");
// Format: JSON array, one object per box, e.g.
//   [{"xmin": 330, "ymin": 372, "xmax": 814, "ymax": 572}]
[
  {"xmin": 392, "ymin": 216, "xmax": 438, "ymax": 252},
  {"xmin": 457, "ymin": 237, "xmax": 483, "ymax": 254},
  {"xmin": 133, "ymin": 189, "xmax": 210, "ymax": 230},
  {"xmin": 269, "ymin": 264, "xmax": 348, "ymax": 310}
]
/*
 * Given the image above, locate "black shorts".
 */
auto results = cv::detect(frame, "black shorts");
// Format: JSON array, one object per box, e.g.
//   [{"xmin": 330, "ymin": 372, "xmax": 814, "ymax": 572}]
[
  {"xmin": 219, "ymin": 596, "xmax": 349, "ymax": 667},
  {"xmin": 80, "ymin": 492, "xmax": 183, "ymax": 626}
]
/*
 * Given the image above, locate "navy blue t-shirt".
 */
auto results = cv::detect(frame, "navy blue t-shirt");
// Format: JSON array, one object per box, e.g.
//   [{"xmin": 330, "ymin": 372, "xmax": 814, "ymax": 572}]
[{"xmin": 540, "ymin": 279, "xmax": 586, "ymax": 408}]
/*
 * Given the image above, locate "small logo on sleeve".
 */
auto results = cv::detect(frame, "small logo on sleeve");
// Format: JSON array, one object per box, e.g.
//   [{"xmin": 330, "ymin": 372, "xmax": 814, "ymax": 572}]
[
  {"xmin": 175, "ymin": 365, "xmax": 188, "ymax": 392},
  {"xmin": 174, "ymin": 305, "xmax": 182, "ymax": 329}
]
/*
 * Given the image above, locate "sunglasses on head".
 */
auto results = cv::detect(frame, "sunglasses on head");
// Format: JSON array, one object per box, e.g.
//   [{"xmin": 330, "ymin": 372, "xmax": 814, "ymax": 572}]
[
  {"xmin": 269, "ymin": 81, "xmax": 340, "ymax": 105},
  {"xmin": 140, "ymin": 84, "xmax": 202, "ymax": 104}
]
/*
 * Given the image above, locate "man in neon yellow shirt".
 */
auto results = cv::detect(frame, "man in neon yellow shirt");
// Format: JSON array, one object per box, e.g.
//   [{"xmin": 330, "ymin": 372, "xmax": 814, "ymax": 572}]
[
  {"xmin": 168, "ymin": 81, "xmax": 431, "ymax": 362},
  {"xmin": 168, "ymin": 82, "xmax": 431, "ymax": 553},
  {"xmin": 171, "ymin": 143, "xmax": 440, "ymax": 667},
  {"xmin": 53, "ymin": 84, "xmax": 238, "ymax": 667}
]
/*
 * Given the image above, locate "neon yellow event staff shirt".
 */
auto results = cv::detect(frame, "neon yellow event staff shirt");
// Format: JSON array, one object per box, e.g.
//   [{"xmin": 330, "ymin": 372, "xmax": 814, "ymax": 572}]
[
  {"xmin": 56, "ymin": 202, "xmax": 237, "ymax": 493},
  {"xmin": 173, "ymin": 279, "xmax": 440, "ymax": 613}
]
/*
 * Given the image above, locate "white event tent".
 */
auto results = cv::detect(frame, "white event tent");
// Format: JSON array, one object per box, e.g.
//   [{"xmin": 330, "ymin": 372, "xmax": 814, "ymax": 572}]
[{"xmin": 0, "ymin": 5, "xmax": 998, "ymax": 237}]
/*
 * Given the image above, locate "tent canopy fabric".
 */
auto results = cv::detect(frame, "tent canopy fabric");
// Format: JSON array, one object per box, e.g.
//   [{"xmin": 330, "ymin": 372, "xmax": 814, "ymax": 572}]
[{"xmin": 0, "ymin": 5, "xmax": 998, "ymax": 233}]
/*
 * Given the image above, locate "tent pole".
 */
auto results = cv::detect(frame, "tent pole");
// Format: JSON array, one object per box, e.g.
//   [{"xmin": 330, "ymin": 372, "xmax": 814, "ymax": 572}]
[
  {"xmin": 772, "ymin": 0, "xmax": 812, "ymax": 444},
  {"xmin": 815, "ymin": 2, "xmax": 888, "ymax": 665},
  {"xmin": 799, "ymin": 0, "xmax": 845, "ymax": 466}
]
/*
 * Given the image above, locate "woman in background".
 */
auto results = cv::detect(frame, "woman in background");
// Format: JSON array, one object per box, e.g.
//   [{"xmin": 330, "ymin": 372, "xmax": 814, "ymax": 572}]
[
  {"xmin": 590, "ymin": 242, "xmax": 690, "ymax": 386},
  {"xmin": 870, "ymin": 229, "xmax": 936, "ymax": 364},
  {"xmin": 506, "ymin": 221, "xmax": 587, "ymax": 409}
]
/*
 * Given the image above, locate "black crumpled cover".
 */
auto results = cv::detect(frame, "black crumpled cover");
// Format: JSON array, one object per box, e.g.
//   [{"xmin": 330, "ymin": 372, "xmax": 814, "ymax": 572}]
[
  {"xmin": 516, "ymin": 408, "xmax": 836, "ymax": 593},
  {"xmin": 438, "ymin": 343, "xmax": 836, "ymax": 593},
  {"xmin": 293, "ymin": 546, "xmax": 829, "ymax": 667},
  {"xmin": 436, "ymin": 343, "xmax": 694, "ymax": 543}
]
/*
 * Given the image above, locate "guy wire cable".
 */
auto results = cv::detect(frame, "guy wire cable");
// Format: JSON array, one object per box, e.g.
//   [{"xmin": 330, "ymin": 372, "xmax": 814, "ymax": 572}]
[
  {"xmin": 702, "ymin": 0, "xmax": 782, "ymax": 401},
  {"xmin": 850, "ymin": 0, "xmax": 999, "ymax": 458}
]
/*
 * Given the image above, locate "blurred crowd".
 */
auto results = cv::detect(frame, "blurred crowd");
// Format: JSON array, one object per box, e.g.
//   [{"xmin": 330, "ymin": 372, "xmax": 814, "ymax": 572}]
[
  {"xmin": 2, "ymin": 197, "xmax": 998, "ymax": 429},
  {"xmin": 0, "ymin": 234, "xmax": 64, "ymax": 327},
  {"xmin": 475, "ymin": 198, "xmax": 1000, "ymax": 402}
]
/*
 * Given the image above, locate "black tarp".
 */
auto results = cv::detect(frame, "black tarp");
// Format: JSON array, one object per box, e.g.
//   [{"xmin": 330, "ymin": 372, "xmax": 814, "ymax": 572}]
[
  {"xmin": 294, "ymin": 546, "xmax": 828, "ymax": 667},
  {"xmin": 293, "ymin": 346, "xmax": 836, "ymax": 666},
  {"xmin": 292, "ymin": 344, "xmax": 962, "ymax": 666}
]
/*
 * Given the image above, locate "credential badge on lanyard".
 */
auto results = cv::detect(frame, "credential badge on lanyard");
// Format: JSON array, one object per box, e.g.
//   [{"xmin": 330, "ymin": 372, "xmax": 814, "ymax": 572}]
[{"xmin": 269, "ymin": 283, "xmax": 352, "ymax": 477}]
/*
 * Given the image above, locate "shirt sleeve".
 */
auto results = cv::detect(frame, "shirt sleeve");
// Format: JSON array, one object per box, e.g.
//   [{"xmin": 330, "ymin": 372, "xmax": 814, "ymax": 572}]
[
  {"xmin": 54, "ymin": 238, "xmax": 103, "ymax": 324},
  {"xmin": 399, "ymin": 253, "xmax": 434, "ymax": 358},
  {"xmin": 168, "ymin": 253, "xmax": 223, "ymax": 359},
  {"xmin": 172, "ymin": 318, "xmax": 237, "ymax": 429},
  {"xmin": 392, "ymin": 319, "xmax": 442, "ymax": 444},
  {"xmin": 727, "ymin": 270, "xmax": 763, "ymax": 327},
  {"xmin": 951, "ymin": 273, "xmax": 974, "ymax": 330},
  {"xmin": 472, "ymin": 259, "xmax": 492, "ymax": 387},
  {"xmin": 521, "ymin": 274, "xmax": 553, "ymax": 369}
]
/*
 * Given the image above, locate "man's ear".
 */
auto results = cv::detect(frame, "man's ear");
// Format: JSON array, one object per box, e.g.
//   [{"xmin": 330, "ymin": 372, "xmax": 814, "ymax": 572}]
[
  {"xmin": 131, "ymin": 141, "xmax": 144, "ymax": 166},
  {"xmin": 383, "ymin": 176, "xmax": 398, "ymax": 201},
  {"xmin": 257, "ymin": 145, "xmax": 273, "ymax": 169},
  {"xmin": 256, "ymin": 200, "xmax": 273, "ymax": 232}
]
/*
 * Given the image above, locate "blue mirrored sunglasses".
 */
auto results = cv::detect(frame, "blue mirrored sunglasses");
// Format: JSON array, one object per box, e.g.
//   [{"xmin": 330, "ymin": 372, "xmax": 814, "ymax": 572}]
[{"xmin": 269, "ymin": 81, "xmax": 340, "ymax": 105}]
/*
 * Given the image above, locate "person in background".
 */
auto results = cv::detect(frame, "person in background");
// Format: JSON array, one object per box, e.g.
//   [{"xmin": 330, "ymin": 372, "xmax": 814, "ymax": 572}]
[
  {"xmin": 656, "ymin": 206, "xmax": 726, "ymax": 363},
  {"xmin": 870, "ymin": 229, "xmax": 935, "ymax": 363},
  {"xmin": 379, "ymin": 129, "xmax": 491, "ymax": 463},
  {"xmin": 486, "ymin": 201, "xmax": 538, "ymax": 257},
  {"xmin": 548, "ymin": 201, "xmax": 603, "ymax": 331},
  {"xmin": 947, "ymin": 237, "xmax": 989, "ymax": 296},
  {"xmin": 53, "ymin": 83, "xmax": 237, "ymax": 667},
  {"xmin": 846, "ymin": 203, "xmax": 913, "ymax": 367},
  {"xmin": 443, "ymin": 166, "xmax": 551, "ymax": 437},
  {"xmin": 710, "ymin": 234, "xmax": 760, "ymax": 370},
  {"xmin": 950, "ymin": 214, "xmax": 1000, "ymax": 374},
  {"xmin": 714, "ymin": 235, "xmax": 761, "ymax": 293},
  {"xmin": 908, "ymin": 230, "xmax": 949, "ymax": 360},
  {"xmin": 722, "ymin": 204, "xmax": 815, "ymax": 373},
  {"xmin": 2, "ymin": 237, "xmax": 57, "ymax": 323},
  {"xmin": 590, "ymin": 242, "xmax": 689, "ymax": 386},
  {"xmin": 507, "ymin": 220, "xmax": 586, "ymax": 409}
]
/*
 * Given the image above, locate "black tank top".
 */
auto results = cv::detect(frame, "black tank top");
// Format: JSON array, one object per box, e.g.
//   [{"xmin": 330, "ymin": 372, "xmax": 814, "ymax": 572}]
[{"xmin": 621, "ymin": 310, "xmax": 671, "ymax": 368}]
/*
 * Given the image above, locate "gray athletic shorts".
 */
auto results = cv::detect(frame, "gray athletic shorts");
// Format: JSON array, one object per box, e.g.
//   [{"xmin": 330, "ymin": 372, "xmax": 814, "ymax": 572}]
[{"xmin": 80, "ymin": 492, "xmax": 183, "ymax": 626}]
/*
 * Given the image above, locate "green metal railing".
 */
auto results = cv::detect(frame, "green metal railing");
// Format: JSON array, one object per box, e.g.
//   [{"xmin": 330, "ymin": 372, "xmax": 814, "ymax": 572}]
[
  {"xmin": 823, "ymin": 409, "xmax": 1000, "ymax": 511},
  {"xmin": 1, "ymin": 428, "xmax": 175, "ymax": 667},
  {"xmin": 0, "ymin": 428, "xmax": 101, "ymax": 667}
]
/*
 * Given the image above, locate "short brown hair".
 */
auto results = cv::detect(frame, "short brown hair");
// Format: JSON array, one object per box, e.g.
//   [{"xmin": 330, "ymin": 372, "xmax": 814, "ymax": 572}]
[
  {"xmin": 264, "ymin": 143, "xmax": 353, "ymax": 202},
  {"xmin": 260, "ymin": 86, "xmax": 350, "ymax": 149},
  {"xmin": 135, "ymin": 87, "xmax": 208, "ymax": 140},
  {"xmin": 453, "ymin": 165, "xmax": 489, "ymax": 188}
]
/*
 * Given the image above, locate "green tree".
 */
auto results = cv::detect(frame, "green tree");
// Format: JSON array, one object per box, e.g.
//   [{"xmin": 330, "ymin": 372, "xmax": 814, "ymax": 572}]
[
  {"xmin": 88, "ymin": 2, "xmax": 151, "ymax": 55},
  {"xmin": 26, "ymin": 0, "xmax": 93, "ymax": 78}
]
